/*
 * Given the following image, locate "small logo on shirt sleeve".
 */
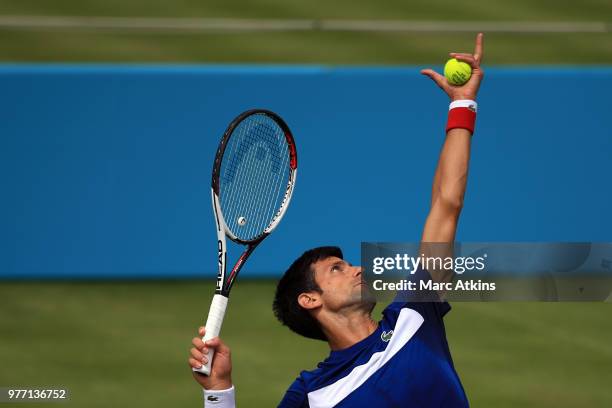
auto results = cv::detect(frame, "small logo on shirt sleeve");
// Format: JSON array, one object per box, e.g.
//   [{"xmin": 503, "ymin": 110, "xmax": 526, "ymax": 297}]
[{"xmin": 381, "ymin": 330, "xmax": 394, "ymax": 342}]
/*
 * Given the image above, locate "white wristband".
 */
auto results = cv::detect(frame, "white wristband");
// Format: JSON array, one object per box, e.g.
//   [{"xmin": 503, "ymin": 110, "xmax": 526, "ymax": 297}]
[
  {"xmin": 203, "ymin": 385, "xmax": 236, "ymax": 408},
  {"xmin": 449, "ymin": 99, "xmax": 477, "ymax": 113}
]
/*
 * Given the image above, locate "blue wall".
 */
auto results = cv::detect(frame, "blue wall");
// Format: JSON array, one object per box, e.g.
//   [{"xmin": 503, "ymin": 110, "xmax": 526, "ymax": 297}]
[{"xmin": 1, "ymin": 65, "xmax": 610, "ymax": 279}]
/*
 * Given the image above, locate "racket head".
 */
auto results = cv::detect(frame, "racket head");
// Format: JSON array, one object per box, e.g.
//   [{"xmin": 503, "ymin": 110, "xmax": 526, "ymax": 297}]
[{"xmin": 212, "ymin": 109, "xmax": 297, "ymax": 244}]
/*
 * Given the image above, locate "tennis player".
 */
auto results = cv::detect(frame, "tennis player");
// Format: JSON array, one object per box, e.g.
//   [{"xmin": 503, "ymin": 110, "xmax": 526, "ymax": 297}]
[{"xmin": 189, "ymin": 33, "xmax": 485, "ymax": 408}]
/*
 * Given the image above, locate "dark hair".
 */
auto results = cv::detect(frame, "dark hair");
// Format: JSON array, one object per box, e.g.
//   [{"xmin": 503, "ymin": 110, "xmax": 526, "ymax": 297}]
[{"xmin": 273, "ymin": 246, "xmax": 343, "ymax": 341}]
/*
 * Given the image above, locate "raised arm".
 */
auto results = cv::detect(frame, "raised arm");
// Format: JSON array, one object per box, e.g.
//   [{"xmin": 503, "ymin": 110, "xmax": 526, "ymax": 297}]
[{"xmin": 419, "ymin": 33, "xmax": 485, "ymax": 283}]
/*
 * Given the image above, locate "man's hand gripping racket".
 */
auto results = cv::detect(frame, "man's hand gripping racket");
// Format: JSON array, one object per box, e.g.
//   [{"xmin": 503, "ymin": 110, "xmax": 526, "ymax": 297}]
[{"xmin": 193, "ymin": 109, "xmax": 298, "ymax": 376}]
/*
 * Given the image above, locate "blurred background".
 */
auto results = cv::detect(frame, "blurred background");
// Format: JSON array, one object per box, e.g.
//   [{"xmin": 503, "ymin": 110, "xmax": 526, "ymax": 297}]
[{"xmin": 1, "ymin": 1, "xmax": 611, "ymax": 407}]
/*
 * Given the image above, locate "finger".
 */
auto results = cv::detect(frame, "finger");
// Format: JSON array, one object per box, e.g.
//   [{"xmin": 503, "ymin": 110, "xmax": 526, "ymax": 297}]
[
  {"xmin": 189, "ymin": 357, "xmax": 203, "ymax": 369},
  {"xmin": 198, "ymin": 326, "xmax": 205, "ymax": 337},
  {"xmin": 191, "ymin": 347, "xmax": 204, "ymax": 361},
  {"xmin": 205, "ymin": 337, "xmax": 220, "ymax": 347},
  {"xmin": 205, "ymin": 337, "xmax": 231, "ymax": 355},
  {"xmin": 474, "ymin": 32, "xmax": 484, "ymax": 64},
  {"xmin": 420, "ymin": 69, "xmax": 451, "ymax": 93},
  {"xmin": 452, "ymin": 55, "xmax": 477, "ymax": 68},
  {"xmin": 449, "ymin": 53, "xmax": 473, "ymax": 58},
  {"xmin": 192, "ymin": 337, "xmax": 205, "ymax": 349}
]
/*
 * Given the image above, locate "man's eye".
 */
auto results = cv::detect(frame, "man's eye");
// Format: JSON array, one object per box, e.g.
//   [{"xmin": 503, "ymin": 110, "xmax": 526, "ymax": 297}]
[{"xmin": 331, "ymin": 266, "xmax": 340, "ymax": 272}]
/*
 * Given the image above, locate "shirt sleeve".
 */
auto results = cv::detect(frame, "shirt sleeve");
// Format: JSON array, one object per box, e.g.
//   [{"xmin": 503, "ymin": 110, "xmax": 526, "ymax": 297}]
[
  {"xmin": 203, "ymin": 386, "xmax": 236, "ymax": 408},
  {"xmin": 278, "ymin": 376, "xmax": 309, "ymax": 408}
]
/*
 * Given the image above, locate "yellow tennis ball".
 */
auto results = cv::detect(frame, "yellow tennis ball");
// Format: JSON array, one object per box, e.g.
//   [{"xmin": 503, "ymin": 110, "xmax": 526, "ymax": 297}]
[{"xmin": 444, "ymin": 58, "xmax": 472, "ymax": 86}]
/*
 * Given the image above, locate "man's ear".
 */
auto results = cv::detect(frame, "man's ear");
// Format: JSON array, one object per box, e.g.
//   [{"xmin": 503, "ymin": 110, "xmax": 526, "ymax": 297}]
[{"xmin": 298, "ymin": 292, "xmax": 322, "ymax": 310}]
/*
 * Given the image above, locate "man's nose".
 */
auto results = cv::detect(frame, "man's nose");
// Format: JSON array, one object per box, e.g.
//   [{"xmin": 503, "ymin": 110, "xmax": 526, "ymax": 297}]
[{"xmin": 352, "ymin": 265, "xmax": 363, "ymax": 277}]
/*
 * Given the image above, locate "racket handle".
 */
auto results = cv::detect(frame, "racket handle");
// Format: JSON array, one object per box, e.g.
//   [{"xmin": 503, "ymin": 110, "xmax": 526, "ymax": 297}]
[{"xmin": 193, "ymin": 294, "xmax": 228, "ymax": 376}]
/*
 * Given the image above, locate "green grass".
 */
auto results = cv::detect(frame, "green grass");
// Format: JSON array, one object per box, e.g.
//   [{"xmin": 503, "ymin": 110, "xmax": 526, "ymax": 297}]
[
  {"xmin": 1, "ymin": 281, "xmax": 611, "ymax": 407},
  {"xmin": 0, "ymin": 0, "xmax": 610, "ymax": 20},
  {"xmin": 0, "ymin": 0, "xmax": 610, "ymax": 63},
  {"xmin": 0, "ymin": 31, "xmax": 610, "ymax": 64}
]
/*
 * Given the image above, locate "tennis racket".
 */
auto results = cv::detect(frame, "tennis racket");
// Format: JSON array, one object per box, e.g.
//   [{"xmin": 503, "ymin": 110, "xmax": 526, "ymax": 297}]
[{"xmin": 193, "ymin": 109, "xmax": 298, "ymax": 376}]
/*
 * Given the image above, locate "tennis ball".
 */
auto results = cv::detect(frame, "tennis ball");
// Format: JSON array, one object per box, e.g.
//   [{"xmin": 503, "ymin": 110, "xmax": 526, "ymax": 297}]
[{"xmin": 444, "ymin": 58, "xmax": 472, "ymax": 86}]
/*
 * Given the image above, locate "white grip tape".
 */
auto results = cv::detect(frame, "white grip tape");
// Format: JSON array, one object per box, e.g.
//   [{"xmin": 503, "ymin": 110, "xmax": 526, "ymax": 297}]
[{"xmin": 193, "ymin": 294, "xmax": 228, "ymax": 376}]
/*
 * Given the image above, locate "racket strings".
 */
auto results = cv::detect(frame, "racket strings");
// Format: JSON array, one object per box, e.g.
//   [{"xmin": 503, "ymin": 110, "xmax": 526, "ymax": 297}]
[
  {"xmin": 222, "ymin": 117, "xmax": 261, "ymax": 219},
  {"xmin": 239, "ymin": 121, "xmax": 282, "ymax": 235},
  {"xmin": 226, "ymin": 121, "xmax": 287, "ymax": 240},
  {"xmin": 219, "ymin": 114, "xmax": 291, "ymax": 241},
  {"xmin": 246, "ymin": 120, "xmax": 290, "ymax": 236},
  {"xmin": 225, "ymin": 118, "xmax": 278, "ymax": 235}
]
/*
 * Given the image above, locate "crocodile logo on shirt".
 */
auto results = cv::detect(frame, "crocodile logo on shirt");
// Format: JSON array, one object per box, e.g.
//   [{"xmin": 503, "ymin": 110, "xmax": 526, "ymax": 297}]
[{"xmin": 381, "ymin": 330, "xmax": 394, "ymax": 342}]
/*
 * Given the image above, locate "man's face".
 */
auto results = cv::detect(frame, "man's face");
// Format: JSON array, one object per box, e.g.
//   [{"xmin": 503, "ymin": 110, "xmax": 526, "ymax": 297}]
[{"xmin": 310, "ymin": 257, "xmax": 374, "ymax": 313}]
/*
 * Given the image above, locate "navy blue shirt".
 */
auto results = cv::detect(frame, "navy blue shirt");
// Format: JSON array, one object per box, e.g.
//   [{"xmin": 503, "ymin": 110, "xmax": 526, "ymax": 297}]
[{"xmin": 278, "ymin": 297, "xmax": 468, "ymax": 407}]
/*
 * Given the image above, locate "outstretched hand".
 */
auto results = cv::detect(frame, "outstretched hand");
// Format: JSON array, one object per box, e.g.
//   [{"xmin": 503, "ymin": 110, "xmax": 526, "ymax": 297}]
[{"xmin": 421, "ymin": 33, "xmax": 485, "ymax": 101}]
